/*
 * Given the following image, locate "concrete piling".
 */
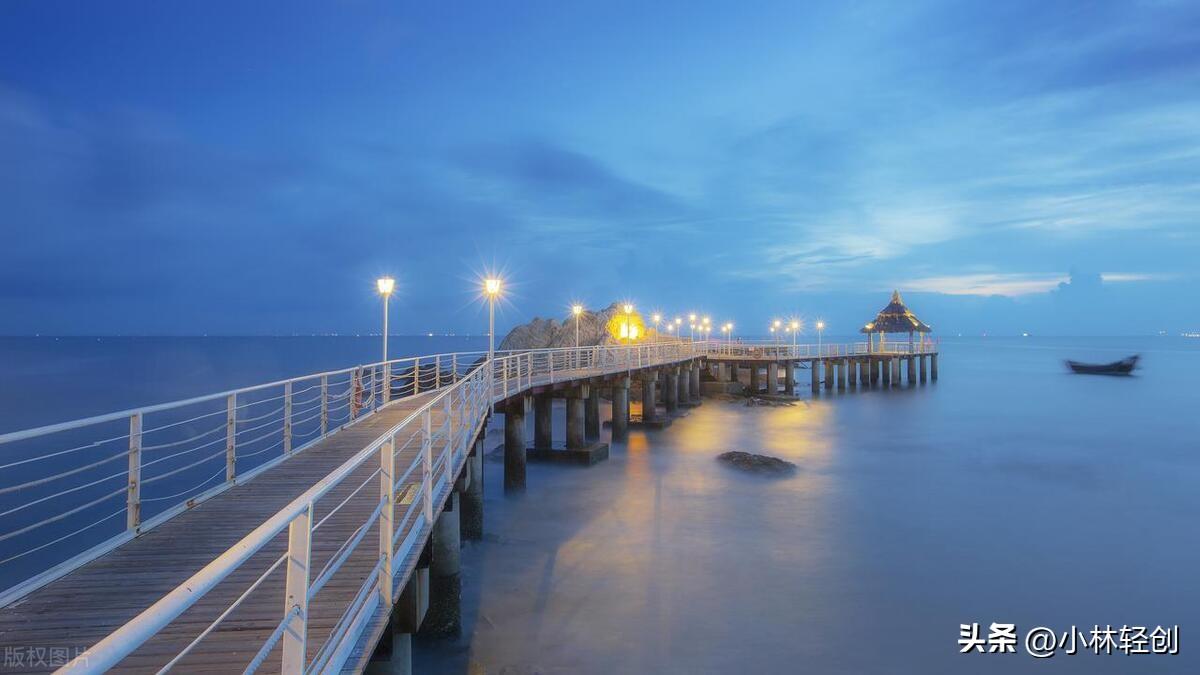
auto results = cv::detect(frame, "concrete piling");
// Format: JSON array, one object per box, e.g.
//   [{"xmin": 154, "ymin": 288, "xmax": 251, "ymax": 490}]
[
  {"xmin": 891, "ymin": 357, "xmax": 901, "ymax": 387},
  {"xmin": 611, "ymin": 376, "xmax": 630, "ymax": 441},
  {"xmin": 767, "ymin": 362, "xmax": 779, "ymax": 395},
  {"xmin": 504, "ymin": 396, "xmax": 527, "ymax": 493},
  {"xmin": 784, "ymin": 362, "xmax": 796, "ymax": 395},
  {"xmin": 533, "ymin": 395, "xmax": 553, "ymax": 450},
  {"xmin": 811, "ymin": 359, "xmax": 819, "ymax": 393},
  {"xmin": 919, "ymin": 354, "xmax": 927, "ymax": 383},
  {"xmin": 839, "ymin": 358, "xmax": 848, "ymax": 390},
  {"xmin": 460, "ymin": 437, "xmax": 483, "ymax": 541},
  {"xmin": 749, "ymin": 364, "xmax": 761, "ymax": 394},
  {"xmin": 584, "ymin": 386, "xmax": 600, "ymax": 440},
  {"xmin": 678, "ymin": 365, "xmax": 690, "ymax": 405},
  {"xmin": 566, "ymin": 387, "xmax": 586, "ymax": 449},
  {"xmin": 641, "ymin": 373, "xmax": 658, "ymax": 423},
  {"xmin": 419, "ymin": 492, "xmax": 461, "ymax": 638},
  {"xmin": 931, "ymin": 353, "xmax": 939, "ymax": 381},
  {"xmin": 664, "ymin": 368, "xmax": 679, "ymax": 413},
  {"xmin": 690, "ymin": 362, "xmax": 702, "ymax": 403},
  {"xmin": 824, "ymin": 360, "xmax": 834, "ymax": 391},
  {"xmin": 907, "ymin": 356, "xmax": 916, "ymax": 385}
]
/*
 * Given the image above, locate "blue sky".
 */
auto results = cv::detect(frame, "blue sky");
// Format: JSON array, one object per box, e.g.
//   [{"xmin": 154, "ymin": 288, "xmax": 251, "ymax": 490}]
[{"xmin": 1, "ymin": 0, "xmax": 1197, "ymax": 336}]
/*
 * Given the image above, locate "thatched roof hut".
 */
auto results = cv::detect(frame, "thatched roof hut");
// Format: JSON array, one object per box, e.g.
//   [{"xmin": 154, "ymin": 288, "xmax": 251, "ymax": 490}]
[{"xmin": 860, "ymin": 290, "xmax": 931, "ymax": 335}]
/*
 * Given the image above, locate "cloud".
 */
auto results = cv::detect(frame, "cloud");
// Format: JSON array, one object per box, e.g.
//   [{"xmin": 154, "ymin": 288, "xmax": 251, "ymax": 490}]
[{"xmin": 900, "ymin": 273, "xmax": 1070, "ymax": 297}]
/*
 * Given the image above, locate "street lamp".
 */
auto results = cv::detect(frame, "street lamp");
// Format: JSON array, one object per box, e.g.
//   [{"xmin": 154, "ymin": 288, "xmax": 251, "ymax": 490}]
[
  {"xmin": 652, "ymin": 313, "xmax": 661, "ymax": 344},
  {"xmin": 622, "ymin": 303, "xmax": 634, "ymax": 343},
  {"xmin": 816, "ymin": 320, "xmax": 825, "ymax": 356},
  {"xmin": 485, "ymin": 278, "xmax": 502, "ymax": 364},
  {"xmin": 773, "ymin": 319, "xmax": 782, "ymax": 344},
  {"xmin": 790, "ymin": 320, "xmax": 800, "ymax": 349},
  {"xmin": 376, "ymin": 277, "xmax": 395, "ymax": 362},
  {"xmin": 572, "ymin": 304, "xmax": 583, "ymax": 348}
]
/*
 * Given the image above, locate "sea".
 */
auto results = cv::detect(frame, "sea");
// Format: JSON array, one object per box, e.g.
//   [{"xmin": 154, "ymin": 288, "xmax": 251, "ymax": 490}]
[{"xmin": 1, "ymin": 335, "xmax": 1197, "ymax": 673}]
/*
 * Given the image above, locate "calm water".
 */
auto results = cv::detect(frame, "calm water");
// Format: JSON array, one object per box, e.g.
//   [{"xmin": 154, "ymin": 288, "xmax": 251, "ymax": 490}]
[
  {"xmin": 417, "ymin": 336, "xmax": 1199, "ymax": 674},
  {"xmin": 1, "ymin": 336, "xmax": 1197, "ymax": 672}
]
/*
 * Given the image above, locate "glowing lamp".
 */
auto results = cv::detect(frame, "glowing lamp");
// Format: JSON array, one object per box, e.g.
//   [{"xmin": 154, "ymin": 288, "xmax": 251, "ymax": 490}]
[
  {"xmin": 485, "ymin": 278, "xmax": 501, "ymax": 296},
  {"xmin": 376, "ymin": 277, "xmax": 395, "ymax": 296}
]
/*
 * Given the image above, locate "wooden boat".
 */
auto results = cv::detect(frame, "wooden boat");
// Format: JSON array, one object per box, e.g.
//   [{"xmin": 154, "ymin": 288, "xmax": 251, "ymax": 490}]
[{"xmin": 1065, "ymin": 355, "xmax": 1139, "ymax": 375}]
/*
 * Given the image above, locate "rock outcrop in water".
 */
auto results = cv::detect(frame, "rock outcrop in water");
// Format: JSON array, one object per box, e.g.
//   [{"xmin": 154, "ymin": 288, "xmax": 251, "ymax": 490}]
[
  {"xmin": 716, "ymin": 451, "xmax": 797, "ymax": 476},
  {"xmin": 499, "ymin": 302, "xmax": 643, "ymax": 350}
]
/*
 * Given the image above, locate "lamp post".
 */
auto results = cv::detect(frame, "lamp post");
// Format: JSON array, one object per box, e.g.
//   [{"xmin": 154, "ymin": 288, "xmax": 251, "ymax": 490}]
[
  {"xmin": 816, "ymin": 320, "xmax": 825, "ymax": 356},
  {"xmin": 376, "ymin": 277, "xmax": 395, "ymax": 363},
  {"xmin": 773, "ymin": 319, "xmax": 782, "ymax": 344},
  {"xmin": 572, "ymin": 304, "xmax": 583, "ymax": 348},
  {"xmin": 790, "ymin": 320, "xmax": 799, "ymax": 351},
  {"xmin": 652, "ymin": 313, "xmax": 661, "ymax": 344},
  {"xmin": 688, "ymin": 313, "xmax": 697, "ymax": 342},
  {"xmin": 623, "ymin": 303, "xmax": 634, "ymax": 344},
  {"xmin": 485, "ymin": 278, "xmax": 501, "ymax": 365}
]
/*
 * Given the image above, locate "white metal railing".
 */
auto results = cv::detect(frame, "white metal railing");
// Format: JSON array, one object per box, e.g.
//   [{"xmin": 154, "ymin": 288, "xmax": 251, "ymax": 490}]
[
  {"xmin": 0, "ymin": 351, "xmax": 486, "ymax": 608},
  {"xmin": 2, "ymin": 336, "xmax": 941, "ymax": 673},
  {"xmin": 699, "ymin": 338, "xmax": 938, "ymax": 358},
  {"xmin": 60, "ymin": 353, "xmax": 495, "ymax": 674}
]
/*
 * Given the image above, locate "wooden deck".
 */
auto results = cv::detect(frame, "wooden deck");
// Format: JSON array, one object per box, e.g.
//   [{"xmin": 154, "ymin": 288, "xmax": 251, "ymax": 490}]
[
  {"xmin": 0, "ymin": 391, "xmax": 461, "ymax": 673},
  {"xmin": 0, "ymin": 349, "xmax": 704, "ymax": 673}
]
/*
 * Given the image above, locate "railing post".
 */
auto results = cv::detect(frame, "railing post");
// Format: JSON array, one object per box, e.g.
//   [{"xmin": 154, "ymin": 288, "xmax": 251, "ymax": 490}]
[
  {"xmin": 550, "ymin": 351, "xmax": 556, "ymax": 383},
  {"xmin": 127, "ymin": 413, "xmax": 142, "ymax": 532},
  {"xmin": 422, "ymin": 410, "xmax": 434, "ymax": 526},
  {"xmin": 226, "ymin": 394, "xmax": 237, "ymax": 482},
  {"xmin": 414, "ymin": 360, "xmax": 421, "ymax": 395},
  {"xmin": 382, "ymin": 362, "xmax": 391, "ymax": 404},
  {"xmin": 436, "ymin": 355, "xmax": 442, "ymax": 389},
  {"xmin": 445, "ymin": 393, "xmax": 455, "ymax": 466},
  {"xmin": 379, "ymin": 434, "xmax": 396, "ymax": 604},
  {"xmin": 452, "ymin": 354, "xmax": 458, "ymax": 383},
  {"xmin": 283, "ymin": 381, "xmax": 293, "ymax": 455},
  {"xmin": 281, "ymin": 504, "xmax": 313, "ymax": 674},
  {"xmin": 320, "ymin": 375, "xmax": 328, "ymax": 436},
  {"xmin": 350, "ymin": 367, "xmax": 360, "ymax": 421}
]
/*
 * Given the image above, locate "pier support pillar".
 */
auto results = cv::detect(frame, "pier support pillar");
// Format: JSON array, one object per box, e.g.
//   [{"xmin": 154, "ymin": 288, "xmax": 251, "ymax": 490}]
[
  {"xmin": 533, "ymin": 394, "xmax": 553, "ymax": 450},
  {"xmin": 784, "ymin": 362, "xmax": 796, "ymax": 395},
  {"xmin": 503, "ymin": 396, "xmax": 528, "ymax": 493},
  {"xmin": 690, "ymin": 362, "xmax": 702, "ymax": 402},
  {"xmin": 611, "ymin": 376, "xmax": 630, "ymax": 441},
  {"xmin": 678, "ymin": 365, "xmax": 690, "ymax": 405},
  {"xmin": 750, "ymin": 364, "xmax": 762, "ymax": 393},
  {"xmin": 460, "ymin": 437, "xmax": 483, "ymax": 541},
  {"xmin": 420, "ymin": 492, "xmax": 461, "ymax": 638},
  {"xmin": 585, "ymin": 386, "xmax": 600, "ymax": 440},
  {"xmin": 881, "ymin": 358, "xmax": 890, "ymax": 386},
  {"xmin": 664, "ymin": 368, "xmax": 679, "ymax": 413},
  {"xmin": 824, "ymin": 360, "xmax": 834, "ymax": 391},
  {"xmin": 641, "ymin": 373, "xmax": 658, "ymax": 423},
  {"xmin": 919, "ymin": 354, "xmax": 928, "ymax": 383},
  {"xmin": 767, "ymin": 362, "xmax": 779, "ymax": 395},
  {"xmin": 566, "ymin": 387, "xmax": 586, "ymax": 449},
  {"xmin": 907, "ymin": 356, "xmax": 917, "ymax": 385},
  {"xmin": 891, "ymin": 357, "xmax": 901, "ymax": 387},
  {"xmin": 839, "ymin": 359, "xmax": 848, "ymax": 390},
  {"xmin": 832, "ymin": 361, "xmax": 841, "ymax": 391},
  {"xmin": 726, "ymin": 362, "xmax": 738, "ymax": 384},
  {"xmin": 810, "ymin": 360, "xmax": 819, "ymax": 394},
  {"xmin": 931, "ymin": 353, "xmax": 939, "ymax": 381}
]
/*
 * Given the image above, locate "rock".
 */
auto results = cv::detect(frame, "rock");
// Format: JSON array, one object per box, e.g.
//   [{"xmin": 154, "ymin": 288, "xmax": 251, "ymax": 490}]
[
  {"xmin": 499, "ymin": 301, "xmax": 661, "ymax": 350},
  {"xmin": 716, "ymin": 451, "xmax": 797, "ymax": 476},
  {"xmin": 744, "ymin": 397, "xmax": 797, "ymax": 407}
]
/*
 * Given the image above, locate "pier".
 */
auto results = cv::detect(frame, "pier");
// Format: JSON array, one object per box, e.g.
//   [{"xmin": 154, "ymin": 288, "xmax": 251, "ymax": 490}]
[{"xmin": 0, "ymin": 340, "xmax": 936, "ymax": 673}]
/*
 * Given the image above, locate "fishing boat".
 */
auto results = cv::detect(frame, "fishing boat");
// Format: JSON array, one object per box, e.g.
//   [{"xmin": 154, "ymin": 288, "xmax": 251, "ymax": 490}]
[{"xmin": 1065, "ymin": 355, "xmax": 1139, "ymax": 375}]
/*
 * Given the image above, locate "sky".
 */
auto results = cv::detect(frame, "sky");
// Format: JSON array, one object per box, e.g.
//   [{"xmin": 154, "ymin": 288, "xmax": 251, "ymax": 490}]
[{"xmin": 1, "ymin": 0, "xmax": 1198, "ymax": 336}]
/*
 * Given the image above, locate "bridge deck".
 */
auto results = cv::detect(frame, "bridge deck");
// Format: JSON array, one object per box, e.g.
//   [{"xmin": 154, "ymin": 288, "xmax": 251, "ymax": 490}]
[
  {"xmin": 0, "ymin": 392, "xmax": 452, "ymax": 673},
  {"xmin": 0, "ymin": 350, "xmax": 705, "ymax": 673}
]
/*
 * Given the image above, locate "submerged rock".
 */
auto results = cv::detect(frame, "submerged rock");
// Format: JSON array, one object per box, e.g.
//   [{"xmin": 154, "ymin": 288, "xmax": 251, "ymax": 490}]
[
  {"xmin": 716, "ymin": 451, "xmax": 797, "ymax": 476},
  {"xmin": 744, "ymin": 396, "xmax": 798, "ymax": 407}
]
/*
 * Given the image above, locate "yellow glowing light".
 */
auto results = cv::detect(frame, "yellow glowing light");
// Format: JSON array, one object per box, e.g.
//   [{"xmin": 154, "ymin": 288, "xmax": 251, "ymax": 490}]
[
  {"xmin": 688, "ymin": 313, "xmax": 696, "ymax": 322},
  {"xmin": 702, "ymin": 316, "xmax": 710, "ymax": 325},
  {"xmin": 652, "ymin": 313, "xmax": 661, "ymax": 324},
  {"xmin": 791, "ymin": 320, "xmax": 800, "ymax": 330},
  {"xmin": 572, "ymin": 304, "xmax": 583, "ymax": 316},
  {"xmin": 674, "ymin": 317, "xmax": 681, "ymax": 325},
  {"xmin": 484, "ymin": 278, "xmax": 501, "ymax": 296},
  {"xmin": 773, "ymin": 319, "xmax": 781, "ymax": 328},
  {"xmin": 817, "ymin": 321, "xmax": 825, "ymax": 330},
  {"xmin": 376, "ymin": 277, "xmax": 395, "ymax": 296},
  {"xmin": 623, "ymin": 303, "xmax": 633, "ymax": 314}
]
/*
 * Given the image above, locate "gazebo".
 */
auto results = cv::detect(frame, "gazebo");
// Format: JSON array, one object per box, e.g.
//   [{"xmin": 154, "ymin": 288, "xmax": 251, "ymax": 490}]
[{"xmin": 861, "ymin": 290, "xmax": 932, "ymax": 352}]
